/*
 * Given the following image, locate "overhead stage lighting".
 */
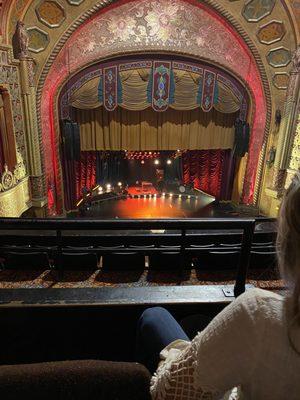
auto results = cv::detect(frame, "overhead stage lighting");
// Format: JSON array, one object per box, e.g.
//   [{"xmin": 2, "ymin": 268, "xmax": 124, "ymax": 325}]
[
  {"xmin": 154, "ymin": 159, "xmax": 160, "ymax": 165},
  {"xmin": 166, "ymin": 159, "xmax": 172, "ymax": 165},
  {"xmin": 117, "ymin": 182, "xmax": 122, "ymax": 187},
  {"xmin": 106, "ymin": 183, "xmax": 111, "ymax": 190},
  {"xmin": 141, "ymin": 160, "xmax": 145, "ymax": 164}
]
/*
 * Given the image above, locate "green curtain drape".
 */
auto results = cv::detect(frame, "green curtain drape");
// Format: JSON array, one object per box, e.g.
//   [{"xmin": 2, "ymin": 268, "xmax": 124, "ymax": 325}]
[{"xmin": 75, "ymin": 106, "xmax": 238, "ymax": 151}]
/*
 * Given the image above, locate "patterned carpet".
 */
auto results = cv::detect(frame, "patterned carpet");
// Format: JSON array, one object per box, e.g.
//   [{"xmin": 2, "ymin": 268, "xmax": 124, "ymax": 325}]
[{"xmin": 0, "ymin": 267, "xmax": 285, "ymax": 291}]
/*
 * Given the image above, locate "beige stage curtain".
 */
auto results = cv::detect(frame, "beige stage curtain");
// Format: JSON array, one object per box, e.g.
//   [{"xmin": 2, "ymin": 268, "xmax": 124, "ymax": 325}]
[
  {"xmin": 69, "ymin": 69, "xmax": 241, "ymax": 114},
  {"xmin": 171, "ymin": 70, "xmax": 200, "ymax": 110},
  {"xmin": 70, "ymin": 77, "xmax": 101, "ymax": 109},
  {"xmin": 214, "ymin": 81, "xmax": 241, "ymax": 114},
  {"xmin": 120, "ymin": 69, "xmax": 150, "ymax": 110},
  {"xmin": 75, "ymin": 106, "xmax": 238, "ymax": 151}
]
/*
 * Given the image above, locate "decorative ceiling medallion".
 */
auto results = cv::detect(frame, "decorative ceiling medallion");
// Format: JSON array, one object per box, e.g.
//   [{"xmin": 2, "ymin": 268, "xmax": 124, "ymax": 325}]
[
  {"xmin": 36, "ymin": 0, "xmax": 66, "ymax": 28},
  {"xmin": 67, "ymin": 0, "xmax": 85, "ymax": 5},
  {"xmin": 272, "ymin": 72, "xmax": 289, "ymax": 89},
  {"xmin": 242, "ymin": 0, "xmax": 275, "ymax": 22},
  {"xmin": 27, "ymin": 26, "xmax": 49, "ymax": 53},
  {"xmin": 257, "ymin": 20, "xmax": 286, "ymax": 45},
  {"xmin": 267, "ymin": 47, "xmax": 291, "ymax": 68}
]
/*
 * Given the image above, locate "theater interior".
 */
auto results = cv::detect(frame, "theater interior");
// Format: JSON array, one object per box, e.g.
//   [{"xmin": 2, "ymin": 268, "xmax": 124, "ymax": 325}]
[{"xmin": 0, "ymin": 0, "xmax": 299, "ymax": 397}]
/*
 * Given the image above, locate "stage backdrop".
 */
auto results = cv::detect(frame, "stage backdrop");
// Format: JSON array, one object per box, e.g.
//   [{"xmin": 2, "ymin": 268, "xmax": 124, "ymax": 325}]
[{"xmin": 74, "ymin": 107, "xmax": 238, "ymax": 151}]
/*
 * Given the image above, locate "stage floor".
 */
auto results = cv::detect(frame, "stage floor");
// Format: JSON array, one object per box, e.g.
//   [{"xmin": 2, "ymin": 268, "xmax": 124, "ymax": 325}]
[{"xmin": 81, "ymin": 192, "xmax": 216, "ymax": 219}]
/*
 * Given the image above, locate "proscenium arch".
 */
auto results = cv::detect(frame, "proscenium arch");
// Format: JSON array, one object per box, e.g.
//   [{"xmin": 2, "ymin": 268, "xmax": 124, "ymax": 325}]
[{"xmin": 37, "ymin": 0, "xmax": 269, "ymax": 214}]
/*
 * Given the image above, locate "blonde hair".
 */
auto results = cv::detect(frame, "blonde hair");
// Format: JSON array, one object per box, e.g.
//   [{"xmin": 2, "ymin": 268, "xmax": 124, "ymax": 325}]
[{"xmin": 277, "ymin": 171, "xmax": 300, "ymax": 353}]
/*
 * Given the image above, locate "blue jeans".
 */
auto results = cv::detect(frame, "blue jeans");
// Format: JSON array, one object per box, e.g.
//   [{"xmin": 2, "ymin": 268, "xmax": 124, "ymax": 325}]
[
  {"xmin": 136, "ymin": 307, "xmax": 189, "ymax": 373},
  {"xmin": 136, "ymin": 307, "xmax": 211, "ymax": 372}
]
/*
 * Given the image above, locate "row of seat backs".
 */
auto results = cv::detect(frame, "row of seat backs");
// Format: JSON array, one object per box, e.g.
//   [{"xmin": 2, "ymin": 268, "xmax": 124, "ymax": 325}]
[
  {"xmin": 0, "ymin": 230, "xmax": 277, "ymax": 248},
  {"xmin": 0, "ymin": 248, "xmax": 277, "ymax": 271}
]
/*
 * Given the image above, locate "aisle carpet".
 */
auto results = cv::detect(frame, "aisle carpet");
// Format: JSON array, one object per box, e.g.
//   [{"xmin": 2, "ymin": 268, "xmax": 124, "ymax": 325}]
[{"xmin": 0, "ymin": 268, "xmax": 284, "ymax": 291}]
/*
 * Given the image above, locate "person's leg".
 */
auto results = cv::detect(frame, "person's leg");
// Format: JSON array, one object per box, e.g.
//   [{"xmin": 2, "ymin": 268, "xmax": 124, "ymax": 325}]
[{"xmin": 136, "ymin": 307, "xmax": 189, "ymax": 373}]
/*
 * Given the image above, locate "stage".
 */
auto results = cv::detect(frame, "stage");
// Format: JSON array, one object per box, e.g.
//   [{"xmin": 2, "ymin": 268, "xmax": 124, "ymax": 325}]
[{"xmin": 74, "ymin": 182, "xmax": 264, "ymax": 219}]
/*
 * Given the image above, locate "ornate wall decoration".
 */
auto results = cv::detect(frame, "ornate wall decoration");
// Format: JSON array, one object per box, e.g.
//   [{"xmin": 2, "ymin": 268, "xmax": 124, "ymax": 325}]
[
  {"xmin": 257, "ymin": 20, "xmax": 286, "ymax": 44},
  {"xmin": 0, "ymin": 52, "xmax": 27, "ymax": 165},
  {"xmin": 289, "ymin": 117, "xmax": 300, "ymax": 170},
  {"xmin": 0, "ymin": 176, "xmax": 30, "ymax": 217},
  {"xmin": 30, "ymin": 175, "xmax": 45, "ymax": 198},
  {"xmin": 0, "ymin": 151, "xmax": 26, "ymax": 192},
  {"xmin": 36, "ymin": 0, "xmax": 65, "ymax": 28},
  {"xmin": 27, "ymin": 26, "xmax": 49, "ymax": 53},
  {"xmin": 267, "ymin": 47, "xmax": 291, "ymax": 68},
  {"xmin": 273, "ymin": 72, "xmax": 290, "ymax": 89},
  {"xmin": 289, "ymin": 0, "xmax": 300, "ymax": 35},
  {"xmin": 242, "ymin": 0, "xmax": 275, "ymax": 22}
]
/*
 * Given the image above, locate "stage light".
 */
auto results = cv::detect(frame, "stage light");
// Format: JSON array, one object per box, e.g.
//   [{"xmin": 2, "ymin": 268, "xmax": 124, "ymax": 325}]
[
  {"xmin": 106, "ymin": 183, "xmax": 111, "ymax": 190},
  {"xmin": 188, "ymin": 195, "xmax": 191, "ymax": 199},
  {"xmin": 76, "ymin": 199, "xmax": 83, "ymax": 207},
  {"xmin": 154, "ymin": 194, "xmax": 157, "ymax": 198},
  {"xmin": 166, "ymin": 159, "xmax": 172, "ymax": 165},
  {"xmin": 179, "ymin": 194, "xmax": 182, "ymax": 198},
  {"xmin": 98, "ymin": 186, "xmax": 103, "ymax": 192},
  {"xmin": 117, "ymin": 182, "xmax": 122, "ymax": 187},
  {"xmin": 162, "ymin": 192, "xmax": 166, "ymax": 197},
  {"xmin": 141, "ymin": 160, "xmax": 145, "ymax": 164},
  {"xmin": 154, "ymin": 159, "xmax": 160, "ymax": 165},
  {"xmin": 170, "ymin": 193, "xmax": 173, "ymax": 197}
]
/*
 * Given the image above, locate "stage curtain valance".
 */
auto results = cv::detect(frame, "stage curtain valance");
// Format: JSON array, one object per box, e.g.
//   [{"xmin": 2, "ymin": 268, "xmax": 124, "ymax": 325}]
[
  {"xmin": 75, "ymin": 107, "xmax": 238, "ymax": 151},
  {"xmin": 69, "ymin": 68, "xmax": 241, "ymax": 114}
]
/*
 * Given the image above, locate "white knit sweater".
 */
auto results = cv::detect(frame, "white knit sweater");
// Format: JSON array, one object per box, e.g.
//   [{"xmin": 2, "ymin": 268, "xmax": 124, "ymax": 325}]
[{"xmin": 150, "ymin": 288, "xmax": 300, "ymax": 400}]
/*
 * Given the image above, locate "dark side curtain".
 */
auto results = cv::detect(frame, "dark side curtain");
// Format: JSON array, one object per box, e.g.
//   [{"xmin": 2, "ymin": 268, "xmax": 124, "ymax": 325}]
[
  {"xmin": 61, "ymin": 120, "xmax": 96, "ymax": 210},
  {"xmin": 182, "ymin": 150, "xmax": 234, "ymax": 199},
  {"xmin": 234, "ymin": 119, "xmax": 250, "ymax": 157},
  {"xmin": 96, "ymin": 152, "xmax": 125, "ymax": 184}
]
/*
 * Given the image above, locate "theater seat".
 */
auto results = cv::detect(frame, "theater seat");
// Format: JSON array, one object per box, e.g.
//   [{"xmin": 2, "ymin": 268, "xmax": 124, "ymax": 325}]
[
  {"xmin": 0, "ymin": 360, "xmax": 151, "ymax": 400},
  {"xmin": 3, "ymin": 251, "xmax": 51, "ymax": 270},
  {"xmin": 193, "ymin": 250, "xmax": 240, "ymax": 270},
  {"xmin": 250, "ymin": 250, "xmax": 277, "ymax": 269},
  {"xmin": 54, "ymin": 252, "xmax": 98, "ymax": 270},
  {"xmin": 148, "ymin": 252, "xmax": 184, "ymax": 270},
  {"xmin": 102, "ymin": 252, "xmax": 145, "ymax": 270}
]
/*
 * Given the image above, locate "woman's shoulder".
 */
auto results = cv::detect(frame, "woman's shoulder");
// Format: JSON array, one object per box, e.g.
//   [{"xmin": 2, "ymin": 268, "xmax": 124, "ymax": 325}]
[
  {"xmin": 239, "ymin": 287, "xmax": 283, "ymax": 301},
  {"xmin": 233, "ymin": 288, "xmax": 284, "ymax": 320}
]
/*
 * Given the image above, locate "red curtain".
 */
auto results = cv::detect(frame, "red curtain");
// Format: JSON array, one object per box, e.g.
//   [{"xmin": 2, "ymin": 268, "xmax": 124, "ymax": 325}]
[
  {"xmin": 182, "ymin": 150, "xmax": 230, "ymax": 199},
  {"xmin": 75, "ymin": 152, "xmax": 97, "ymax": 202},
  {"xmin": 62, "ymin": 151, "xmax": 97, "ymax": 211}
]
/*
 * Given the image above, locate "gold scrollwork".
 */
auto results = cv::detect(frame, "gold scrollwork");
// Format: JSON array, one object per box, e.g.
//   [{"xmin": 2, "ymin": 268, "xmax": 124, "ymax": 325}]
[{"xmin": 0, "ymin": 151, "xmax": 27, "ymax": 193}]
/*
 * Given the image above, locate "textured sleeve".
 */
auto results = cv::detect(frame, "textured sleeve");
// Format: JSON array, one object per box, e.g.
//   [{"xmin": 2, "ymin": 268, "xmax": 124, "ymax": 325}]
[{"xmin": 150, "ymin": 289, "xmax": 265, "ymax": 400}]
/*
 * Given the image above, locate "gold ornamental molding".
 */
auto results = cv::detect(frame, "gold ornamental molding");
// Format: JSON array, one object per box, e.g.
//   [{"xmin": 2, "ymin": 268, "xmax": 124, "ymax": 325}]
[
  {"xmin": 35, "ymin": 0, "xmax": 272, "ymax": 206},
  {"xmin": 0, "ymin": 152, "xmax": 27, "ymax": 193},
  {"xmin": 0, "ymin": 176, "xmax": 31, "ymax": 217}
]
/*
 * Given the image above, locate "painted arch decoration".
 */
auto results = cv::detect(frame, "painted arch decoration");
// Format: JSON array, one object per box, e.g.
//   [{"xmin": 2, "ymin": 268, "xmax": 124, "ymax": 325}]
[
  {"xmin": 38, "ymin": 0, "xmax": 267, "ymax": 214},
  {"xmin": 60, "ymin": 58, "xmax": 248, "ymax": 118}
]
